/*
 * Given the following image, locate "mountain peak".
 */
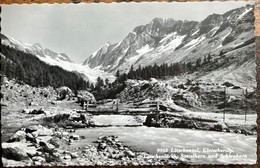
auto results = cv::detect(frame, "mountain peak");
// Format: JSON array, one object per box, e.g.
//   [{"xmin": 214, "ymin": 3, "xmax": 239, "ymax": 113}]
[
  {"xmin": 32, "ymin": 43, "xmax": 43, "ymax": 49},
  {"xmin": 83, "ymin": 4, "xmax": 254, "ymax": 76},
  {"xmin": 1, "ymin": 34, "xmax": 74, "ymax": 64},
  {"xmin": 151, "ymin": 18, "xmax": 164, "ymax": 24}
]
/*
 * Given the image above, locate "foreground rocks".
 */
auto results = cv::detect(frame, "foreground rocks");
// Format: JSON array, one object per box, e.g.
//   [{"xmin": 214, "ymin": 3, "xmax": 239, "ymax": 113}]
[{"xmin": 2, "ymin": 125, "xmax": 180, "ymax": 167}]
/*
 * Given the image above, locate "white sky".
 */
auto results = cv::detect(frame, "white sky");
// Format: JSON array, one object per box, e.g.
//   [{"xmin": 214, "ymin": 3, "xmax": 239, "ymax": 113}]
[{"xmin": 1, "ymin": 1, "xmax": 254, "ymax": 63}]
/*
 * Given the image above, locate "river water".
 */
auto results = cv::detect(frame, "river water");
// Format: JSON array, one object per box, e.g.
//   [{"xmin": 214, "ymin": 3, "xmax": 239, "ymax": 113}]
[{"xmin": 70, "ymin": 115, "xmax": 256, "ymax": 165}]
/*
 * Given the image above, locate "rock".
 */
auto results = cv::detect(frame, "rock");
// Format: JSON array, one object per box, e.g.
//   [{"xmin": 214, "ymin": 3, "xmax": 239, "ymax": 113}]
[
  {"xmin": 2, "ymin": 143, "xmax": 29, "ymax": 161},
  {"xmin": 34, "ymin": 161, "xmax": 42, "ymax": 166},
  {"xmin": 106, "ymin": 147, "xmax": 114, "ymax": 154},
  {"xmin": 70, "ymin": 134, "xmax": 80, "ymax": 140},
  {"xmin": 8, "ymin": 130, "xmax": 26, "ymax": 142},
  {"xmin": 21, "ymin": 109, "xmax": 30, "ymax": 114},
  {"xmin": 26, "ymin": 133, "xmax": 36, "ymax": 143},
  {"xmin": 96, "ymin": 161, "xmax": 103, "ymax": 166},
  {"xmin": 2, "ymin": 157, "xmax": 32, "ymax": 167},
  {"xmin": 48, "ymin": 137, "xmax": 63, "ymax": 148},
  {"xmin": 26, "ymin": 125, "xmax": 43, "ymax": 133},
  {"xmin": 53, "ymin": 131, "xmax": 63, "ymax": 138},
  {"xmin": 98, "ymin": 135, "xmax": 105, "ymax": 140},
  {"xmin": 222, "ymin": 81, "xmax": 234, "ymax": 87},
  {"xmin": 159, "ymin": 104, "xmax": 167, "ymax": 111},
  {"xmin": 32, "ymin": 131, "xmax": 39, "ymax": 138},
  {"xmin": 50, "ymin": 101, "xmax": 56, "ymax": 105},
  {"xmin": 70, "ymin": 152, "xmax": 78, "ymax": 158},
  {"xmin": 232, "ymin": 86, "xmax": 241, "ymax": 89},
  {"xmin": 29, "ymin": 101, "xmax": 38, "ymax": 106},
  {"xmin": 39, "ymin": 140, "xmax": 55, "ymax": 153},
  {"xmin": 98, "ymin": 143, "xmax": 107, "ymax": 150},
  {"xmin": 64, "ymin": 154, "xmax": 71, "ymax": 160},
  {"xmin": 132, "ymin": 162, "xmax": 139, "ymax": 166},
  {"xmin": 38, "ymin": 127, "xmax": 53, "ymax": 136},
  {"xmin": 213, "ymin": 124, "xmax": 222, "ymax": 131},
  {"xmin": 52, "ymin": 152, "xmax": 61, "ymax": 158},
  {"xmin": 36, "ymin": 151, "xmax": 42, "ymax": 155},
  {"xmin": 125, "ymin": 150, "xmax": 135, "ymax": 157},
  {"xmin": 26, "ymin": 149, "xmax": 37, "ymax": 158},
  {"xmin": 32, "ymin": 156, "xmax": 45, "ymax": 162},
  {"xmin": 30, "ymin": 109, "xmax": 45, "ymax": 115}
]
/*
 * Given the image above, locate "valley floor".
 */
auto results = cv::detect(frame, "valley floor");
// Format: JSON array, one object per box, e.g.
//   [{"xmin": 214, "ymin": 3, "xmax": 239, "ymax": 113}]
[{"xmin": 1, "ymin": 79, "xmax": 257, "ymax": 166}]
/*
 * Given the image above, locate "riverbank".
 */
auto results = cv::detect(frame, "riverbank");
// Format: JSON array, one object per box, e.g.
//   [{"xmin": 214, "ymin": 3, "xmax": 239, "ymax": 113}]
[
  {"xmin": 143, "ymin": 112, "xmax": 256, "ymax": 135},
  {"xmin": 2, "ymin": 125, "xmax": 179, "ymax": 166},
  {"xmin": 1, "ymin": 79, "xmax": 257, "ymax": 166}
]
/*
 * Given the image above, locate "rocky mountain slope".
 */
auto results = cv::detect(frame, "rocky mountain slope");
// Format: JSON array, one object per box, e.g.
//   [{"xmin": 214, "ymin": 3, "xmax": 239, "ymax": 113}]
[
  {"xmin": 1, "ymin": 34, "xmax": 115, "ymax": 83},
  {"xmin": 83, "ymin": 4, "xmax": 255, "ymax": 87}
]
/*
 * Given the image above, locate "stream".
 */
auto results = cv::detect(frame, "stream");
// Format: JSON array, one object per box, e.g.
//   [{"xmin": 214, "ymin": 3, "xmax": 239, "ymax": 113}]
[{"xmin": 69, "ymin": 115, "xmax": 256, "ymax": 165}]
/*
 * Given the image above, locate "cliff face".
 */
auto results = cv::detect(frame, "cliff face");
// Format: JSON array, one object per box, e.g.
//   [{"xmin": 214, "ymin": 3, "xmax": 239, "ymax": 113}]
[{"xmin": 83, "ymin": 5, "xmax": 254, "ymax": 78}]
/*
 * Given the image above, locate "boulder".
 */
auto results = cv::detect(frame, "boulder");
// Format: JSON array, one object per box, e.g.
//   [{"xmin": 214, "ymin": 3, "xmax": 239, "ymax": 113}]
[
  {"xmin": 98, "ymin": 143, "xmax": 107, "ymax": 150},
  {"xmin": 70, "ymin": 134, "xmax": 80, "ymax": 140},
  {"xmin": 1, "ymin": 102, "xmax": 8, "ymax": 107},
  {"xmin": 29, "ymin": 109, "xmax": 45, "ymax": 115},
  {"xmin": 26, "ymin": 133, "xmax": 36, "ymax": 143},
  {"xmin": 48, "ymin": 137, "xmax": 65, "ymax": 148},
  {"xmin": 159, "ymin": 104, "xmax": 167, "ymax": 111},
  {"xmin": 213, "ymin": 123, "xmax": 226, "ymax": 131},
  {"xmin": 53, "ymin": 131, "xmax": 63, "ymax": 138},
  {"xmin": 26, "ymin": 149, "xmax": 38, "ymax": 158},
  {"xmin": 222, "ymin": 81, "xmax": 234, "ymax": 87},
  {"xmin": 232, "ymin": 86, "xmax": 241, "ymax": 89},
  {"xmin": 2, "ymin": 143, "xmax": 29, "ymax": 161},
  {"xmin": 32, "ymin": 156, "xmax": 45, "ymax": 162},
  {"xmin": 125, "ymin": 150, "xmax": 135, "ymax": 157},
  {"xmin": 29, "ymin": 101, "xmax": 38, "ymax": 106},
  {"xmin": 38, "ymin": 127, "xmax": 53, "ymax": 136},
  {"xmin": 70, "ymin": 152, "xmax": 79, "ymax": 158},
  {"xmin": 64, "ymin": 154, "xmax": 71, "ymax": 160},
  {"xmin": 25, "ymin": 125, "xmax": 43, "ymax": 133},
  {"xmin": 21, "ymin": 109, "xmax": 30, "ymax": 114},
  {"xmin": 8, "ymin": 130, "xmax": 26, "ymax": 142},
  {"xmin": 39, "ymin": 140, "xmax": 55, "ymax": 153}
]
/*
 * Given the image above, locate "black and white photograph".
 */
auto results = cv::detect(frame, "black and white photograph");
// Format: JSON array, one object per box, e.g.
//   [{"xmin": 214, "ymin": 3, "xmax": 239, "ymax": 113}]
[{"xmin": 0, "ymin": 1, "xmax": 257, "ymax": 166}]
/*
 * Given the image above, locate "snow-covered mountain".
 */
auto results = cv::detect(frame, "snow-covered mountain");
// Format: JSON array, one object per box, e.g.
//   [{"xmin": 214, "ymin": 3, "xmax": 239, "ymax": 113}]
[
  {"xmin": 1, "ymin": 34, "xmax": 115, "ymax": 83},
  {"xmin": 1, "ymin": 34, "xmax": 73, "ymax": 64},
  {"xmin": 83, "ymin": 4, "xmax": 255, "ymax": 87}
]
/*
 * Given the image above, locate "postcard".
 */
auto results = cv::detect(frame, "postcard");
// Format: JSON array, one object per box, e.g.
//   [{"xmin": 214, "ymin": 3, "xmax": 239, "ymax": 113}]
[{"xmin": 1, "ymin": 1, "xmax": 256, "ymax": 166}]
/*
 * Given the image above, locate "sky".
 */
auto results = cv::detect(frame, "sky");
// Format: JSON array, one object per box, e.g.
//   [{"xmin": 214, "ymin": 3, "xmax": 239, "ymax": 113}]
[{"xmin": 2, "ymin": 1, "xmax": 254, "ymax": 63}]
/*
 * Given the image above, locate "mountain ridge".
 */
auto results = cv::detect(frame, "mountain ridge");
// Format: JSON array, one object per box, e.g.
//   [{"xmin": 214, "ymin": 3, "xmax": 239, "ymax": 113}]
[
  {"xmin": 83, "ymin": 4, "xmax": 254, "ymax": 78},
  {"xmin": 1, "ymin": 34, "xmax": 74, "ymax": 64}
]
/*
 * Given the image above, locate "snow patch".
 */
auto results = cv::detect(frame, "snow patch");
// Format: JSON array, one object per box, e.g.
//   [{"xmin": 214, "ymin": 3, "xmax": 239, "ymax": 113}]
[
  {"xmin": 136, "ymin": 44, "xmax": 153, "ymax": 55},
  {"xmin": 210, "ymin": 26, "xmax": 220, "ymax": 37},
  {"xmin": 127, "ymin": 45, "xmax": 154, "ymax": 64},
  {"xmin": 158, "ymin": 34, "xmax": 186, "ymax": 52},
  {"xmin": 184, "ymin": 36, "xmax": 206, "ymax": 51},
  {"xmin": 221, "ymin": 29, "xmax": 232, "ymax": 40},
  {"xmin": 191, "ymin": 29, "xmax": 199, "ymax": 36},
  {"xmin": 112, "ymin": 41, "xmax": 122, "ymax": 50},
  {"xmin": 237, "ymin": 8, "xmax": 253, "ymax": 20},
  {"xmin": 159, "ymin": 32, "xmax": 177, "ymax": 43}
]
